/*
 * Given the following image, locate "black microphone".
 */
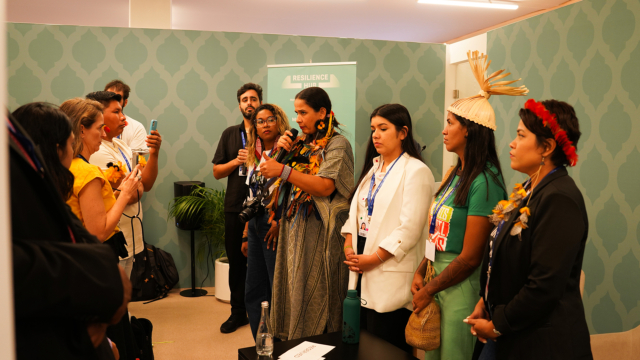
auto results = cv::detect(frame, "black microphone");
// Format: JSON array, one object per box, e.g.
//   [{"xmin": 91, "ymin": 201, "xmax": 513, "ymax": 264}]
[{"xmin": 274, "ymin": 129, "xmax": 298, "ymax": 163}]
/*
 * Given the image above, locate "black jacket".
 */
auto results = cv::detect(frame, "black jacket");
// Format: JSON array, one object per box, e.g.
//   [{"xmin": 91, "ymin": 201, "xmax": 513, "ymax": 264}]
[
  {"xmin": 479, "ymin": 167, "xmax": 592, "ymax": 360},
  {"xmin": 9, "ymin": 116, "xmax": 123, "ymax": 360}
]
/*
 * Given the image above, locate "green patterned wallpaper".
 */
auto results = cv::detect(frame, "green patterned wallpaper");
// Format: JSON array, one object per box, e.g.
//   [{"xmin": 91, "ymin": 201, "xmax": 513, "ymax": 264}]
[
  {"xmin": 488, "ymin": 0, "xmax": 640, "ymax": 334},
  {"xmin": 6, "ymin": 23, "xmax": 446, "ymax": 288}
]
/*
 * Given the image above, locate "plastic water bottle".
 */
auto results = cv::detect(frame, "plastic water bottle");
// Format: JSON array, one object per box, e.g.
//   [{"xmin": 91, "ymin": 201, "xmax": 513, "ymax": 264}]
[
  {"xmin": 256, "ymin": 301, "xmax": 274, "ymax": 356},
  {"xmin": 342, "ymin": 289, "xmax": 360, "ymax": 344}
]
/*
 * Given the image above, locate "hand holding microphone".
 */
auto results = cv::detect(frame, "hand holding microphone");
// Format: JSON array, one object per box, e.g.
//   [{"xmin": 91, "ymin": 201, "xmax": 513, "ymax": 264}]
[
  {"xmin": 260, "ymin": 129, "xmax": 298, "ymax": 179},
  {"xmin": 276, "ymin": 129, "xmax": 298, "ymax": 153}
]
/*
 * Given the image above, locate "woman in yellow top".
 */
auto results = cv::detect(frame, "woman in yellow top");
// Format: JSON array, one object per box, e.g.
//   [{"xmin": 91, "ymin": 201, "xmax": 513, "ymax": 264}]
[{"xmin": 60, "ymin": 98, "xmax": 140, "ymax": 254}]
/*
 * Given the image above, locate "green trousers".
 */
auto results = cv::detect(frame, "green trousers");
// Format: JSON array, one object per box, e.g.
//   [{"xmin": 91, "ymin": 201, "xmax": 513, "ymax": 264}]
[{"xmin": 425, "ymin": 251, "xmax": 481, "ymax": 360}]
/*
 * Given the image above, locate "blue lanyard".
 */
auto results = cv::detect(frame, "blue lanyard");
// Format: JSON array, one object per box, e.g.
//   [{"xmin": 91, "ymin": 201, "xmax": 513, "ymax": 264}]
[
  {"xmin": 77, "ymin": 154, "xmax": 89, "ymax": 164},
  {"xmin": 366, "ymin": 152, "xmax": 404, "ymax": 218},
  {"xmin": 7, "ymin": 119, "xmax": 44, "ymax": 172},
  {"xmin": 239, "ymin": 132, "xmax": 247, "ymax": 173},
  {"xmin": 429, "ymin": 174, "xmax": 462, "ymax": 235},
  {"xmin": 117, "ymin": 146, "xmax": 132, "ymax": 173}
]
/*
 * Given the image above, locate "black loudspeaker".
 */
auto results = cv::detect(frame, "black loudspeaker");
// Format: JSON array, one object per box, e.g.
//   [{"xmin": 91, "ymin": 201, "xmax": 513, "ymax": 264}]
[{"xmin": 173, "ymin": 181, "xmax": 205, "ymax": 231}]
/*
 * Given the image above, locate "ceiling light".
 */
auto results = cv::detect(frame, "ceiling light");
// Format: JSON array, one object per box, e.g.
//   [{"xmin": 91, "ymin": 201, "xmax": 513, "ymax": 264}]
[{"xmin": 417, "ymin": 0, "xmax": 518, "ymax": 10}]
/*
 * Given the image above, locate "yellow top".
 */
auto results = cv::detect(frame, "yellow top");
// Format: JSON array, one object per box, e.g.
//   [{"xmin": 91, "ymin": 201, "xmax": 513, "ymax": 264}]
[{"xmin": 67, "ymin": 158, "xmax": 119, "ymax": 238}]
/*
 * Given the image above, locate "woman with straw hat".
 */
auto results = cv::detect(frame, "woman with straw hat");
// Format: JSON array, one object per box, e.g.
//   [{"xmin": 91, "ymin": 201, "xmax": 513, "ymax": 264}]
[{"xmin": 411, "ymin": 51, "xmax": 528, "ymax": 360}]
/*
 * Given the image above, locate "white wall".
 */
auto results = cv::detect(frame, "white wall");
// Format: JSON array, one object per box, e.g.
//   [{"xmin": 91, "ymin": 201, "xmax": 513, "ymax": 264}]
[
  {"xmin": 442, "ymin": 33, "xmax": 488, "ymax": 176},
  {"xmin": 130, "ymin": 0, "xmax": 172, "ymax": 29},
  {"xmin": 1, "ymin": 0, "xmax": 17, "ymax": 356}
]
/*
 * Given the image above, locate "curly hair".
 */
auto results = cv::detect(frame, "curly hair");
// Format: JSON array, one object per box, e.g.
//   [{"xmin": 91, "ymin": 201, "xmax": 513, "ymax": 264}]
[{"xmin": 245, "ymin": 103, "xmax": 291, "ymax": 167}]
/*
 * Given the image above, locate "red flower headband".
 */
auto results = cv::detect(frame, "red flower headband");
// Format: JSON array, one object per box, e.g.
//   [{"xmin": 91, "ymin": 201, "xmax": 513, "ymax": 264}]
[{"xmin": 524, "ymin": 99, "xmax": 578, "ymax": 166}]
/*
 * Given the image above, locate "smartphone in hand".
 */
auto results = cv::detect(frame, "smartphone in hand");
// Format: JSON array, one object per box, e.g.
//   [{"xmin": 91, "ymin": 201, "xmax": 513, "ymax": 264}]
[{"xmin": 149, "ymin": 119, "xmax": 158, "ymax": 135}]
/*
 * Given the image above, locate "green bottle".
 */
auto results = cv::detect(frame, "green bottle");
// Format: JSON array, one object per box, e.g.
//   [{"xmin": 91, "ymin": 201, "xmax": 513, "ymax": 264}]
[{"xmin": 342, "ymin": 289, "xmax": 360, "ymax": 344}]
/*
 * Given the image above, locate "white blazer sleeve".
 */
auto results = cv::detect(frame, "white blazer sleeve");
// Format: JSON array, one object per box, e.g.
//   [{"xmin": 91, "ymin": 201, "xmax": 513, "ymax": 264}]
[{"xmin": 378, "ymin": 163, "xmax": 434, "ymax": 262}]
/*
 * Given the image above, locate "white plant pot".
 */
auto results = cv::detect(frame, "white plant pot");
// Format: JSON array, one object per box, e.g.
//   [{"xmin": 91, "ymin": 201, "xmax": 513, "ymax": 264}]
[{"xmin": 214, "ymin": 257, "xmax": 231, "ymax": 303}]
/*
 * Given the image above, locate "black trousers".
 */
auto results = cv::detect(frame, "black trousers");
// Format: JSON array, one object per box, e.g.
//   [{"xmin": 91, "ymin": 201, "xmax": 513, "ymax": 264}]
[
  {"xmin": 224, "ymin": 212, "xmax": 247, "ymax": 316},
  {"xmin": 356, "ymin": 236, "xmax": 412, "ymax": 355}
]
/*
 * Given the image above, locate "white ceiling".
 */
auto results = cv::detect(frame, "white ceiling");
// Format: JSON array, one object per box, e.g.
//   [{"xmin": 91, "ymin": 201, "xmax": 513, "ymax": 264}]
[{"xmin": 8, "ymin": 0, "xmax": 571, "ymax": 43}]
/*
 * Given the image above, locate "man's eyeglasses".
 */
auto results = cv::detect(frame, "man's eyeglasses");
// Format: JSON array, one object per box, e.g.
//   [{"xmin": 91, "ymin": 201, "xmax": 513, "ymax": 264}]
[{"xmin": 256, "ymin": 117, "xmax": 277, "ymax": 126}]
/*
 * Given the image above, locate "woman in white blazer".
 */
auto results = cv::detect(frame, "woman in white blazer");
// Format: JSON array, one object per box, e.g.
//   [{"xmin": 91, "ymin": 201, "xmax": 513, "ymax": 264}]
[{"xmin": 342, "ymin": 104, "xmax": 434, "ymax": 354}]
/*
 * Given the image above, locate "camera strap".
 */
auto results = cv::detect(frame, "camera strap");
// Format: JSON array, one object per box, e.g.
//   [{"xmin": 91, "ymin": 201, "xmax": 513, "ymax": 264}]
[{"xmin": 249, "ymin": 146, "xmax": 275, "ymax": 197}]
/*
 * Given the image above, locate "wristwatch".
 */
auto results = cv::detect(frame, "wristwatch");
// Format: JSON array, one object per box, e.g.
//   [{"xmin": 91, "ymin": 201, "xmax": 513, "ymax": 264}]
[{"xmin": 493, "ymin": 328, "xmax": 502, "ymax": 336}]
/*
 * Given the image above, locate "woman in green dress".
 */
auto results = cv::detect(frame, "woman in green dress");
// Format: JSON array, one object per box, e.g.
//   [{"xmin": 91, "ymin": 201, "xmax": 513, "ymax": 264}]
[
  {"xmin": 411, "ymin": 51, "xmax": 527, "ymax": 360},
  {"xmin": 259, "ymin": 87, "xmax": 354, "ymax": 340}
]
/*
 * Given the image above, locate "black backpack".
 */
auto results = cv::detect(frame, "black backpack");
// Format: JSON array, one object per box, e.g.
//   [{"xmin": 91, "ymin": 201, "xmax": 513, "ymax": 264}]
[
  {"xmin": 131, "ymin": 244, "xmax": 179, "ymax": 302},
  {"xmin": 130, "ymin": 316, "xmax": 154, "ymax": 360},
  {"xmin": 155, "ymin": 247, "xmax": 179, "ymax": 291}
]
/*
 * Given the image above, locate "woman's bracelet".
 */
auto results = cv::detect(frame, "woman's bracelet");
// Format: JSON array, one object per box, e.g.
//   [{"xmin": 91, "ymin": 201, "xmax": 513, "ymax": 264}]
[
  {"xmin": 280, "ymin": 165, "xmax": 292, "ymax": 181},
  {"xmin": 112, "ymin": 188, "xmax": 121, "ymax": 192},
  {"xmin": 375, "ymin": 250, "xmax": 384, "ymax": 263},
  {"xmin": 344, "ymin": 245, "xmax": 353, "ymax": 252}
]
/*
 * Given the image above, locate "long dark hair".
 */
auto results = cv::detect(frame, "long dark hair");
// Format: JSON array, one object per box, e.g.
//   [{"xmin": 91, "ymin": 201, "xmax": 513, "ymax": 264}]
[
  {"xmin": 437, "ymin": 113, "xmax": 505, "ymax": 206},
  {"xmin": 12, "ymin": 102, "xmax": 75, "ymax": 199},
  {"xmin": 295, "ymin": 87, "xmax": 341, "ymax": 134},
  {"xmin": 519, "ymin": 100, "xmax": 581, "ymax": 167},
  {"xmin": 354, "ymin": 104, "xmax": 423, "ymax": 190}
]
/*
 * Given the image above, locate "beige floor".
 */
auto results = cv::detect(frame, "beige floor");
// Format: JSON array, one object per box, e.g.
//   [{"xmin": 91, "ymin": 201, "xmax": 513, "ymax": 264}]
[
  {"xmin": 129, "ymin": 287, "xmax": 425, "ymax": 360},
  {"xmin": 128, "ymin": 287, "xmax": 254, "ymax": 360}
]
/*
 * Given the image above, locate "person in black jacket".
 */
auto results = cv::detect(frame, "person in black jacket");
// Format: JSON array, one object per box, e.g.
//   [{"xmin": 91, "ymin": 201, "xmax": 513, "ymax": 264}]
[
  {"xmin": 8, "ymin": 108, "xmax": 130, "ymax": 360},
  {"xmin": 465, "ymin": 99, "xmax": 592, "ymax": 360}
]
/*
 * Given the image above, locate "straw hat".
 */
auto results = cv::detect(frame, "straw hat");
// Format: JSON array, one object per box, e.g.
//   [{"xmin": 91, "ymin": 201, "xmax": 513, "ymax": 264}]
[{"xmin": 448, "ymin": 50, "xmax": 529, "ymax": 130}]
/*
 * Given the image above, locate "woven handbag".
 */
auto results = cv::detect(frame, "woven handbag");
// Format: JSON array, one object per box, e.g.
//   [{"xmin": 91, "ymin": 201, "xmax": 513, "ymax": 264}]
[{"xmin": 405, "ymin": 260, "xmax": 441, "ymax": 351}]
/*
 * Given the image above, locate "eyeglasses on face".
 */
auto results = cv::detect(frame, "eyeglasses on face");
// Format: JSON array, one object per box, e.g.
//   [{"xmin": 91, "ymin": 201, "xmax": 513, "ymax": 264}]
[{"xmin": 256, "ymin": 117, "xmax": 277, "ymax": 126}]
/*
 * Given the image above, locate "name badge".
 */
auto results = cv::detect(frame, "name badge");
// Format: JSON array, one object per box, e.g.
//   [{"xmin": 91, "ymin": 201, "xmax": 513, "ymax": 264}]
[
  {"xmin": 425, "ymin": 239, "xmax": 436, "ymax": 262},
  {"xmin": 358, "ymin": 220, "xmax": 369, "ymax": 237}
]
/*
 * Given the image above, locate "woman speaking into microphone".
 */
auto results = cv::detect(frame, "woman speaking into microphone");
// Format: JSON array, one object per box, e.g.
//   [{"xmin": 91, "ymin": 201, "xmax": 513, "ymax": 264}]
[
  {"xmin": 342, "ymin": 104, "xmax": 435, "ymax": 354},
  {"xmin": 259, "ymin": 87, "xmax": 354, "ymax": 340}
]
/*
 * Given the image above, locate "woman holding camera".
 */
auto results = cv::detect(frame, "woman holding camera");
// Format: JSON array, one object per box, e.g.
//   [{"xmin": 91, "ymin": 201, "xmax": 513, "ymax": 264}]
[
  {"xmin": 259, "ymin": 87, "xmax": 354, "ymax": 340},
  {"xmin": 341, "ymin": 104, "xmax": 434, "ymax": 354},
  {"xmin": 465, "ymin": 100, "xmax": 591, "ymax": 360},
  {"xmin": 411, "ymin": 52, "xmax": 526, "ymax": 360},
  {"xmin": 241, "ymin": 103, "xmax": 291, "ymax": 340}
]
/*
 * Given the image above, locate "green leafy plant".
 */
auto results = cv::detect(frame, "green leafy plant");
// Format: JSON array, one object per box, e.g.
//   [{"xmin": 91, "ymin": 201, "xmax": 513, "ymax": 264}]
[{"xmin": 167, "ymin": 186, "xmax": 227, "ymax": 263}]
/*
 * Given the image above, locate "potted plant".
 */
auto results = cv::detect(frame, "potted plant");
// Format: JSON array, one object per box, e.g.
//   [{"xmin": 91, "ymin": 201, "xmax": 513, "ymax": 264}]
[{"xmin": 167, "ymin": 186, "xmax": 231, "ymax": 302}]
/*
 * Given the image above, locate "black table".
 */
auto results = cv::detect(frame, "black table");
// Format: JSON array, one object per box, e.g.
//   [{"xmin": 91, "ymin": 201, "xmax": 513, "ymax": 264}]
[{"xmin": 238, "ymin": 330, "xmax": 418, "ymax": 360}]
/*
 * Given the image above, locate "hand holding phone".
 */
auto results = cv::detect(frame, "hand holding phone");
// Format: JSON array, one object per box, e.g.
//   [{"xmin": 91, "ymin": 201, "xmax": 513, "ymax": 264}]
[
  {"xmin": 149, "ymin": 119, "xmax": 158, "ymax": 135},
  {"xmin": 146, "ymin": 120, "xmax": 162, "ymax": 154}
]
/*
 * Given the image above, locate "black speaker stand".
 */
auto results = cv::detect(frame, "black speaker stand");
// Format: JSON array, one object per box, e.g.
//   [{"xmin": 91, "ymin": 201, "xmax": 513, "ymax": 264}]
[{"xmin": 180, "ymin": 229, "xmax": 208, "ymax": 298}]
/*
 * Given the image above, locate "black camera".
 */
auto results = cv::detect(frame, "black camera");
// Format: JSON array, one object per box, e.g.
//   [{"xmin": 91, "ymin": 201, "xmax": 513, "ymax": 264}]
[
  {"xmin": 239, "ymin": 194, "xmax": 262, "ymax": 223},
  {"xmin": 239, "ymin": 184, "xmax": 268, "ymax": 223}
]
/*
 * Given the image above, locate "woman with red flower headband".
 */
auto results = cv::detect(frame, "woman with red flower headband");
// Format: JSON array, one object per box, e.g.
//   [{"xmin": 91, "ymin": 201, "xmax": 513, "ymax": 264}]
[{"xmin": 465, "ymin": 100, "xmax": 592, "ymax": 360}]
